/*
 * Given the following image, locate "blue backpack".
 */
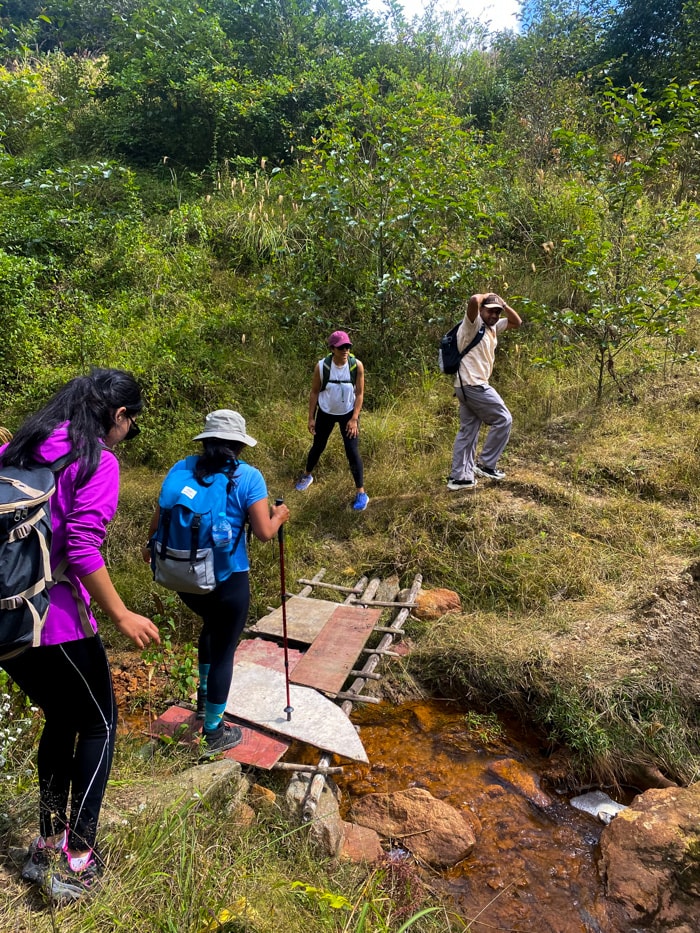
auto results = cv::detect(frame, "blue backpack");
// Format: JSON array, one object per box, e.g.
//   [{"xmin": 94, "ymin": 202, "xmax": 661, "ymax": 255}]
[{"xmin": 150, "ymin": 457, "xmax": 246, "ymax": 594}]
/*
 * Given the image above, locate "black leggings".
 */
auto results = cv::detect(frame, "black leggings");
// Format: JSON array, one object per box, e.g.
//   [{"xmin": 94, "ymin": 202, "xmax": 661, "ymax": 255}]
[
  {"xmin": 2, "ymin": 635, "xmax": 117, "ymax": 853},
  {"xmin": 178, "ymin": 570, "xmax": 250, "ymax": 705},
  {"xmin": 305, "ymin": 407, "xmax": 364, "ymax": 488}
]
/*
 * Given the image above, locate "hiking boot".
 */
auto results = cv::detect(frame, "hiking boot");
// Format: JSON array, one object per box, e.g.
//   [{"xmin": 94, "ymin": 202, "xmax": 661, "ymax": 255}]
[
  {"xmin": 447, "ymin": 478, "xmax": 477, "ymax": 490},
  {"xmin": 295, "ymin": 474, "xmax": 314, "ymax": 492},
  {"xmin": 474, "ymin": 464, "xmax": 506, "ymax": 481},
  {"xmin": 352, "ymin": 492, "xmax": 369, "ymax": 511},
  {"xmin": 21, "ymin": 835, "xmax": 63, "ymax": 884},
  {"xmin": 200, "ymin": 721, "xmax": 243, "ymax": 757},
  {"xmin": 43, "ymin": 850, "xmax": 101, "ymax": 903},
  {"xmin": 196, "ymin": 687, "xmax": 206, "ymax": 720}
]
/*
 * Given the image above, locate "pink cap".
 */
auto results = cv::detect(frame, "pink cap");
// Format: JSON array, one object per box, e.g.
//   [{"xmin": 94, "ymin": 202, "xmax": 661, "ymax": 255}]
[{"xmin": 328, "ymin": 330, "xmax": 352, "ymax": 348}]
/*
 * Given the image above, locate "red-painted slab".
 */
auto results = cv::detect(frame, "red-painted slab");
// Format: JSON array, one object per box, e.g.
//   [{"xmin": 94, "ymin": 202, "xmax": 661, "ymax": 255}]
[
  {"xmin": 148, "ymin": 705, "xmax": 290, "ymax": 769},
  {"xmin": 236, "ymin": 637, "xmax": 305, "ymax": 673},
  {"xmin": 290, "ymin": 605, "xmax": 382, "ymax": 694}
]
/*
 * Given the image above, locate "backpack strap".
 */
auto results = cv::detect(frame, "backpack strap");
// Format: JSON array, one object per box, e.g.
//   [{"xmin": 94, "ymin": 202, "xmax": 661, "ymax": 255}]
[
  {"xmin": 190, "ymin": 513, "xmax": 202, "ymax": 566},
  {"xmin": 457, "ymin": 324, "xmax": 486, "ymax": 394},
  {"xmin": 50, "ymin": 558, "xmax": 95, "ymax": 638},
  {"xmin": 158, "ymin": 508, "xmax": 172, "ymax": 560}
]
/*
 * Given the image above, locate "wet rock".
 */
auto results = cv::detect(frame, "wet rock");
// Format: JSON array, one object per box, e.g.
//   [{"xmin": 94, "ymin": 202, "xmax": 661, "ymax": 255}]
[
  {"xmin": 338, "ymin": 820, "xmax": 384, "ymax": 864},
  {"xmin": 285, "ymin": 773, "xmax": 344, "ymax": 858},
  {"xmin": 351, "ymin": 787, "xmax": 475, "ymax": 867},
  {"xmin": 487, "ymin": 758, "xmax": 553, "ymax": 808},
  {"xmin": 599, "ymin": 783, "xmax": 700, "ymax": 930},
  {"xmin": 413, "ymin": 588, "xmax": 461, "ymax": 620}
]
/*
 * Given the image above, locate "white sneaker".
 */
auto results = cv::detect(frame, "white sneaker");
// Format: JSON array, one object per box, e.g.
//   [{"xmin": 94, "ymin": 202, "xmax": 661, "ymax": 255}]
[
  {"xmin": 447, "ymin": 478, "xmax": 477, "ymax": 490},
  {"xmin": 295, "ymin": 474, "xmax": 314, "ymax": 492}
]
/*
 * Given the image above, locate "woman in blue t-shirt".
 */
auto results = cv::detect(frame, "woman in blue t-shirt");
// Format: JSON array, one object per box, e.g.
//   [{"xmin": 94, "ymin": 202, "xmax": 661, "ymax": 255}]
[{"xmin": 146, "ymin": 410, "xmax": 289, "ymax": 755}]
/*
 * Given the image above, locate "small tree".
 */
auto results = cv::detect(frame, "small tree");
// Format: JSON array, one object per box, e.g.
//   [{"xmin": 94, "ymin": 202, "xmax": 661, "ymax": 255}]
[
  {"xmin": 531, "ymin": 81, "xmax": 700, "ymax": 402},
  {"xmin": 275, "ymin": 72, "xmax": 501, "ymax": 372}
]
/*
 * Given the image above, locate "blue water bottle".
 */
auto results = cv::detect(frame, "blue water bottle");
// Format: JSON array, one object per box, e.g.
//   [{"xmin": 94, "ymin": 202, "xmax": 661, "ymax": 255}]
[{"xmin": 211, "ymin": 512, "xmax": 232, "ymax": 548}]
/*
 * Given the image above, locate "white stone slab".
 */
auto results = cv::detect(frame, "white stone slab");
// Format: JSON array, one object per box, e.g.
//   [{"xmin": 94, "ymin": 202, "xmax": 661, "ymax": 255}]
[{"xmin": 226, "ymin": 659, "xmax": 368, "ymax": 763}]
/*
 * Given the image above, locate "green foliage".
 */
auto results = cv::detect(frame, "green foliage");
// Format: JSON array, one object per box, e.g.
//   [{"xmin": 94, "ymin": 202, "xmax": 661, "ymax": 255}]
[{"xmin": 271, "ymin": 73, "xmax": 501, "ymax": 374}]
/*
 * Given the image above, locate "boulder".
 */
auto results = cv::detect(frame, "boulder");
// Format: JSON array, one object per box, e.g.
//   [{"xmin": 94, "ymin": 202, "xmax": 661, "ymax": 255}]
[
  {"xmin": 413, "ymin": 588, "xmax": 461, "ymax": 620},
  {"xmin": 599, "ymin": 783, "xmax": 700, "ymax": 931},
  {"xmin": 351, "ymin": 787, "xmax": 475, "ymax": 867}
]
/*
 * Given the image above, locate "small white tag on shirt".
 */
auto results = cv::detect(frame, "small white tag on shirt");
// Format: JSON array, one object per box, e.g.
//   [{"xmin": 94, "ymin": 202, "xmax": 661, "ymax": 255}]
[{"xmin": 180, "ymin": 485, "xmax": 197, "ymax": 500}]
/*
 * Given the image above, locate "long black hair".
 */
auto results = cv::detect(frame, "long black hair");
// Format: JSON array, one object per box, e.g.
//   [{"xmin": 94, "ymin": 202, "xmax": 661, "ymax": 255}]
[
  {"xmin": 1, "ymin": 368, "xmax": 143, "ymax": 482},
  {"xmin": 194, "ymin": 439, "xmax": 244, "ymax": 487}
]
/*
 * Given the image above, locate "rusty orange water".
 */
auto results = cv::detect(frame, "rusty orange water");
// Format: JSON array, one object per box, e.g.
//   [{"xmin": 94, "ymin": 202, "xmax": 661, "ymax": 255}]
[{"xmin": 337, "ymin": 699, "xmax": 630, "ymax": 933}]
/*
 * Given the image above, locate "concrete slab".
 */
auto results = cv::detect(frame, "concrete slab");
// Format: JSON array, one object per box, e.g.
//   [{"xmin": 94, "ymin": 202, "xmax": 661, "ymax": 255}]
[
  {"xmin": 148, "ymin": 705, "xmax": 290, "ymax": 769},
  {"xmin": 291, "ymin": 605, "xmax": 382, "ymax": 694},
  {"xmin": 226, "ymin": 660, "xmax": 368, "ymax": 763},
  {"xmin": 248, "ymin": 596, "xmax": 340, "ymax": 644}
]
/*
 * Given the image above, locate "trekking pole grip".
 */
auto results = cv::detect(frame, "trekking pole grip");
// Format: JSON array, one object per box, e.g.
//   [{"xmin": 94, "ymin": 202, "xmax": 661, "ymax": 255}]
[{"xmin": 275, "ymin": 497, "xmax": 285, "ymax": 544}]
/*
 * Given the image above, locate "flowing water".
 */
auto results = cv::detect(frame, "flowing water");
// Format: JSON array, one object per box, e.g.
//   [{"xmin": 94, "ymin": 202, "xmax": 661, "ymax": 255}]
[{"xmin": 337, "ymin": 699, "xmax": 631, "ymax": 933}]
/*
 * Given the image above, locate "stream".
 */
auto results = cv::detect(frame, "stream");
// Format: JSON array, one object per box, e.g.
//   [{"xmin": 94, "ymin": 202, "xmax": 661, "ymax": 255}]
[{"xmin": 336, "ymin": 698, "xmax": 632, "ymax": 933}]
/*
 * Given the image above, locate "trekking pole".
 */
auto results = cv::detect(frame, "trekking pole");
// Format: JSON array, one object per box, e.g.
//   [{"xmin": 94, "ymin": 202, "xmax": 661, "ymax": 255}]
[{"xmin": 275, "ymin": 498, "xmax": 293, "ymax": 722}]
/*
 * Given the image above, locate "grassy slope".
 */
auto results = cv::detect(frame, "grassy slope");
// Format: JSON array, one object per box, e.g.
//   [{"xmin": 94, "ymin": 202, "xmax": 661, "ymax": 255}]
[
  {"xmin": 3, "ymin": 347, "xmax": 699, "ymax": 932},
  {"xmin": 109, "ymin": 355, "xmax": 700, "ymax": 784}
]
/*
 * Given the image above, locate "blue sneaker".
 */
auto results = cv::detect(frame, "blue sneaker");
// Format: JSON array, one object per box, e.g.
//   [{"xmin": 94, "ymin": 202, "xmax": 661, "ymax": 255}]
[
  {"xmin": 352, "ymin": 492, "xmax": 369, "ymax": 511},
  {"xmin": 295, "ymin": 474, "xmax": 314, "ymax": 492}
]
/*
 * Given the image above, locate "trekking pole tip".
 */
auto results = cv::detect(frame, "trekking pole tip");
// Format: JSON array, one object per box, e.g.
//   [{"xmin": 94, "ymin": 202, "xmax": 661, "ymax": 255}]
[{"xmin": 285, "ymin": 706, "xmax": 294, "ymax": 721}]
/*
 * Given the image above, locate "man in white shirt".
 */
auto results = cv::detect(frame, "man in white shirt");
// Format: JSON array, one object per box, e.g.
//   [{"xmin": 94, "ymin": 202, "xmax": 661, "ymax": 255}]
[{"xmin": 448, "ymin": 293, "xmax": 522, "ymax": 490}]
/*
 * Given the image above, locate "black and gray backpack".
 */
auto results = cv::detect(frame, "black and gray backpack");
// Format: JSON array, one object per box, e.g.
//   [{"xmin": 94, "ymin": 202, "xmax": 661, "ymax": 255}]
[{"xmin": 0, "ymin": 464, "xmax": 58, "ymax": 660}]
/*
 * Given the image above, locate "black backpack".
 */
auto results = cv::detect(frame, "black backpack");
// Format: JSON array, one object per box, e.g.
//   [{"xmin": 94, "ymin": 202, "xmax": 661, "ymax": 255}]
[
  {"xmin": 0, "ymin": 464, "xmax": 59, "ymax": 660},
  {"xmin": 438, "ymin": 322, "xmax": 486, "ymax": 375}
]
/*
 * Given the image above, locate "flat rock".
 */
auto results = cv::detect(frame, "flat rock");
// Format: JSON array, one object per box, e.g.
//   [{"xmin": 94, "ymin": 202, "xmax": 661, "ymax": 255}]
[{"xmin": 351, "ymin": 787, "xmax": 475, "ymax": 867}]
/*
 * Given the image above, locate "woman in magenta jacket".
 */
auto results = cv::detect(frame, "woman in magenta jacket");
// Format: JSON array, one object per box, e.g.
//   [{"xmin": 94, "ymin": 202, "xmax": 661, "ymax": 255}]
[{"xmin": 0, "ymin": 368, "xmax": 160, "ymax": 902}]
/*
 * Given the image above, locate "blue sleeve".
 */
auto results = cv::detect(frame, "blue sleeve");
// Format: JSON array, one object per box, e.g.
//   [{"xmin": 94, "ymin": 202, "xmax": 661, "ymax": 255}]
[{"xmin": 244, "ymin": 466, "xmax": 268, "ymax": 508}]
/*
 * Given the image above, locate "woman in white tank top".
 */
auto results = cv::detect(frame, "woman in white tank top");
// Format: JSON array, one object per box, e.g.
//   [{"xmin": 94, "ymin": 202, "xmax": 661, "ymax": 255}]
[{"xmin": 295, "ymin": 330, "xmax": 369, "ymax": 511}]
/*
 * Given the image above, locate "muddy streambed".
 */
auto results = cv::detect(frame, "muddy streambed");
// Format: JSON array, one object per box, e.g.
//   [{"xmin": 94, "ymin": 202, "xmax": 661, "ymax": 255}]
[{"xmin": 337, "ymin": 699, "xmax": 631, "ymax": 933}]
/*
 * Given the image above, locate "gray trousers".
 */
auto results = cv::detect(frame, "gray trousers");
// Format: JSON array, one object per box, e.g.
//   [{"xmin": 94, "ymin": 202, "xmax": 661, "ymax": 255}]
[{"xmin": 450, "ymin": 384, "xmax": 512, "ymax": 480}]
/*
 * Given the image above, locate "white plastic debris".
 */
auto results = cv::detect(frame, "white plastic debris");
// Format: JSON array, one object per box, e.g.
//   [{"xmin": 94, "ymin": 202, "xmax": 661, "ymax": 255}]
[{"xmin": 570, "ymin": 790, "xmax": 627, "ymax": 824}]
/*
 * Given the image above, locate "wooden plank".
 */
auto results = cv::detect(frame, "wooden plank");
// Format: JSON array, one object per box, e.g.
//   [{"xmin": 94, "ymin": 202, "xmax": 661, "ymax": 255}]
[
  {"xmin": 225, "ymin": 660, "xmax": 368, "ymax": 763},
  {"xmin": 147, "ymin": 705, "xmax": 290, "ymax": 769},
  {"xmin": 290, "ymin": 605, "xmax": 382, "ymax": 694},
  {"xmin": 248, "ymin": 595, "xmax": 340, "ymax": 644}
]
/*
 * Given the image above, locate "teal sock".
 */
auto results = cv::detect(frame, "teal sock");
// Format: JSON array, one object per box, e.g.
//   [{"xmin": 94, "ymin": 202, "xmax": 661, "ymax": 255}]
[
  {"xmin": 204, "ymin": 701, "xmax": 226, "ymax": 732},
  {"xmin": 198, "ymin": 664, "xmax": 210, "ymax": 694}
]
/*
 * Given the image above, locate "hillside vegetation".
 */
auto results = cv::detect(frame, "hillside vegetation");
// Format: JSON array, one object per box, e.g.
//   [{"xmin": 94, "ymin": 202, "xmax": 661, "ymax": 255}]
[{"xmin": 1, "ymin": 0, "xmax": 699, "ymax": 928}]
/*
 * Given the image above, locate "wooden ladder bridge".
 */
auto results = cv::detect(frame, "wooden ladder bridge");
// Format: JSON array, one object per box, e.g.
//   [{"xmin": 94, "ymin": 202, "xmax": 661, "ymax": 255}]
[{"xmin": 150, "ymin": 569, "xmax": 422, "ymax": 819}]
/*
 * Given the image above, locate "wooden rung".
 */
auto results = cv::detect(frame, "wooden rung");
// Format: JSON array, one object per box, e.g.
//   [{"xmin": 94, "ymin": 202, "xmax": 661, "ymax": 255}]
[
  {"xmin": 296, "ymin": 578, "xmax": 365, "ymax": 594},
  {"xmin": 271, "ymin": 762, "xmax": 344, "ymax": 774},
  {"xmin": 373, "ymin": 626, "xmax": 405, "ymax": 634},
  {"xmin": 355, "ymin": 599, "xmax": 416, "ymax": 608},
  {"xmin": 362, "ymin": 647, "xmax": 401, "ymax": 657},
  {"xmin": 334, "ymin": 692, "xmax": 381, "ymax": 704},
  {"xmin": 349, "ymin": 669, "xmax": 382, "ymax": 679}
]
